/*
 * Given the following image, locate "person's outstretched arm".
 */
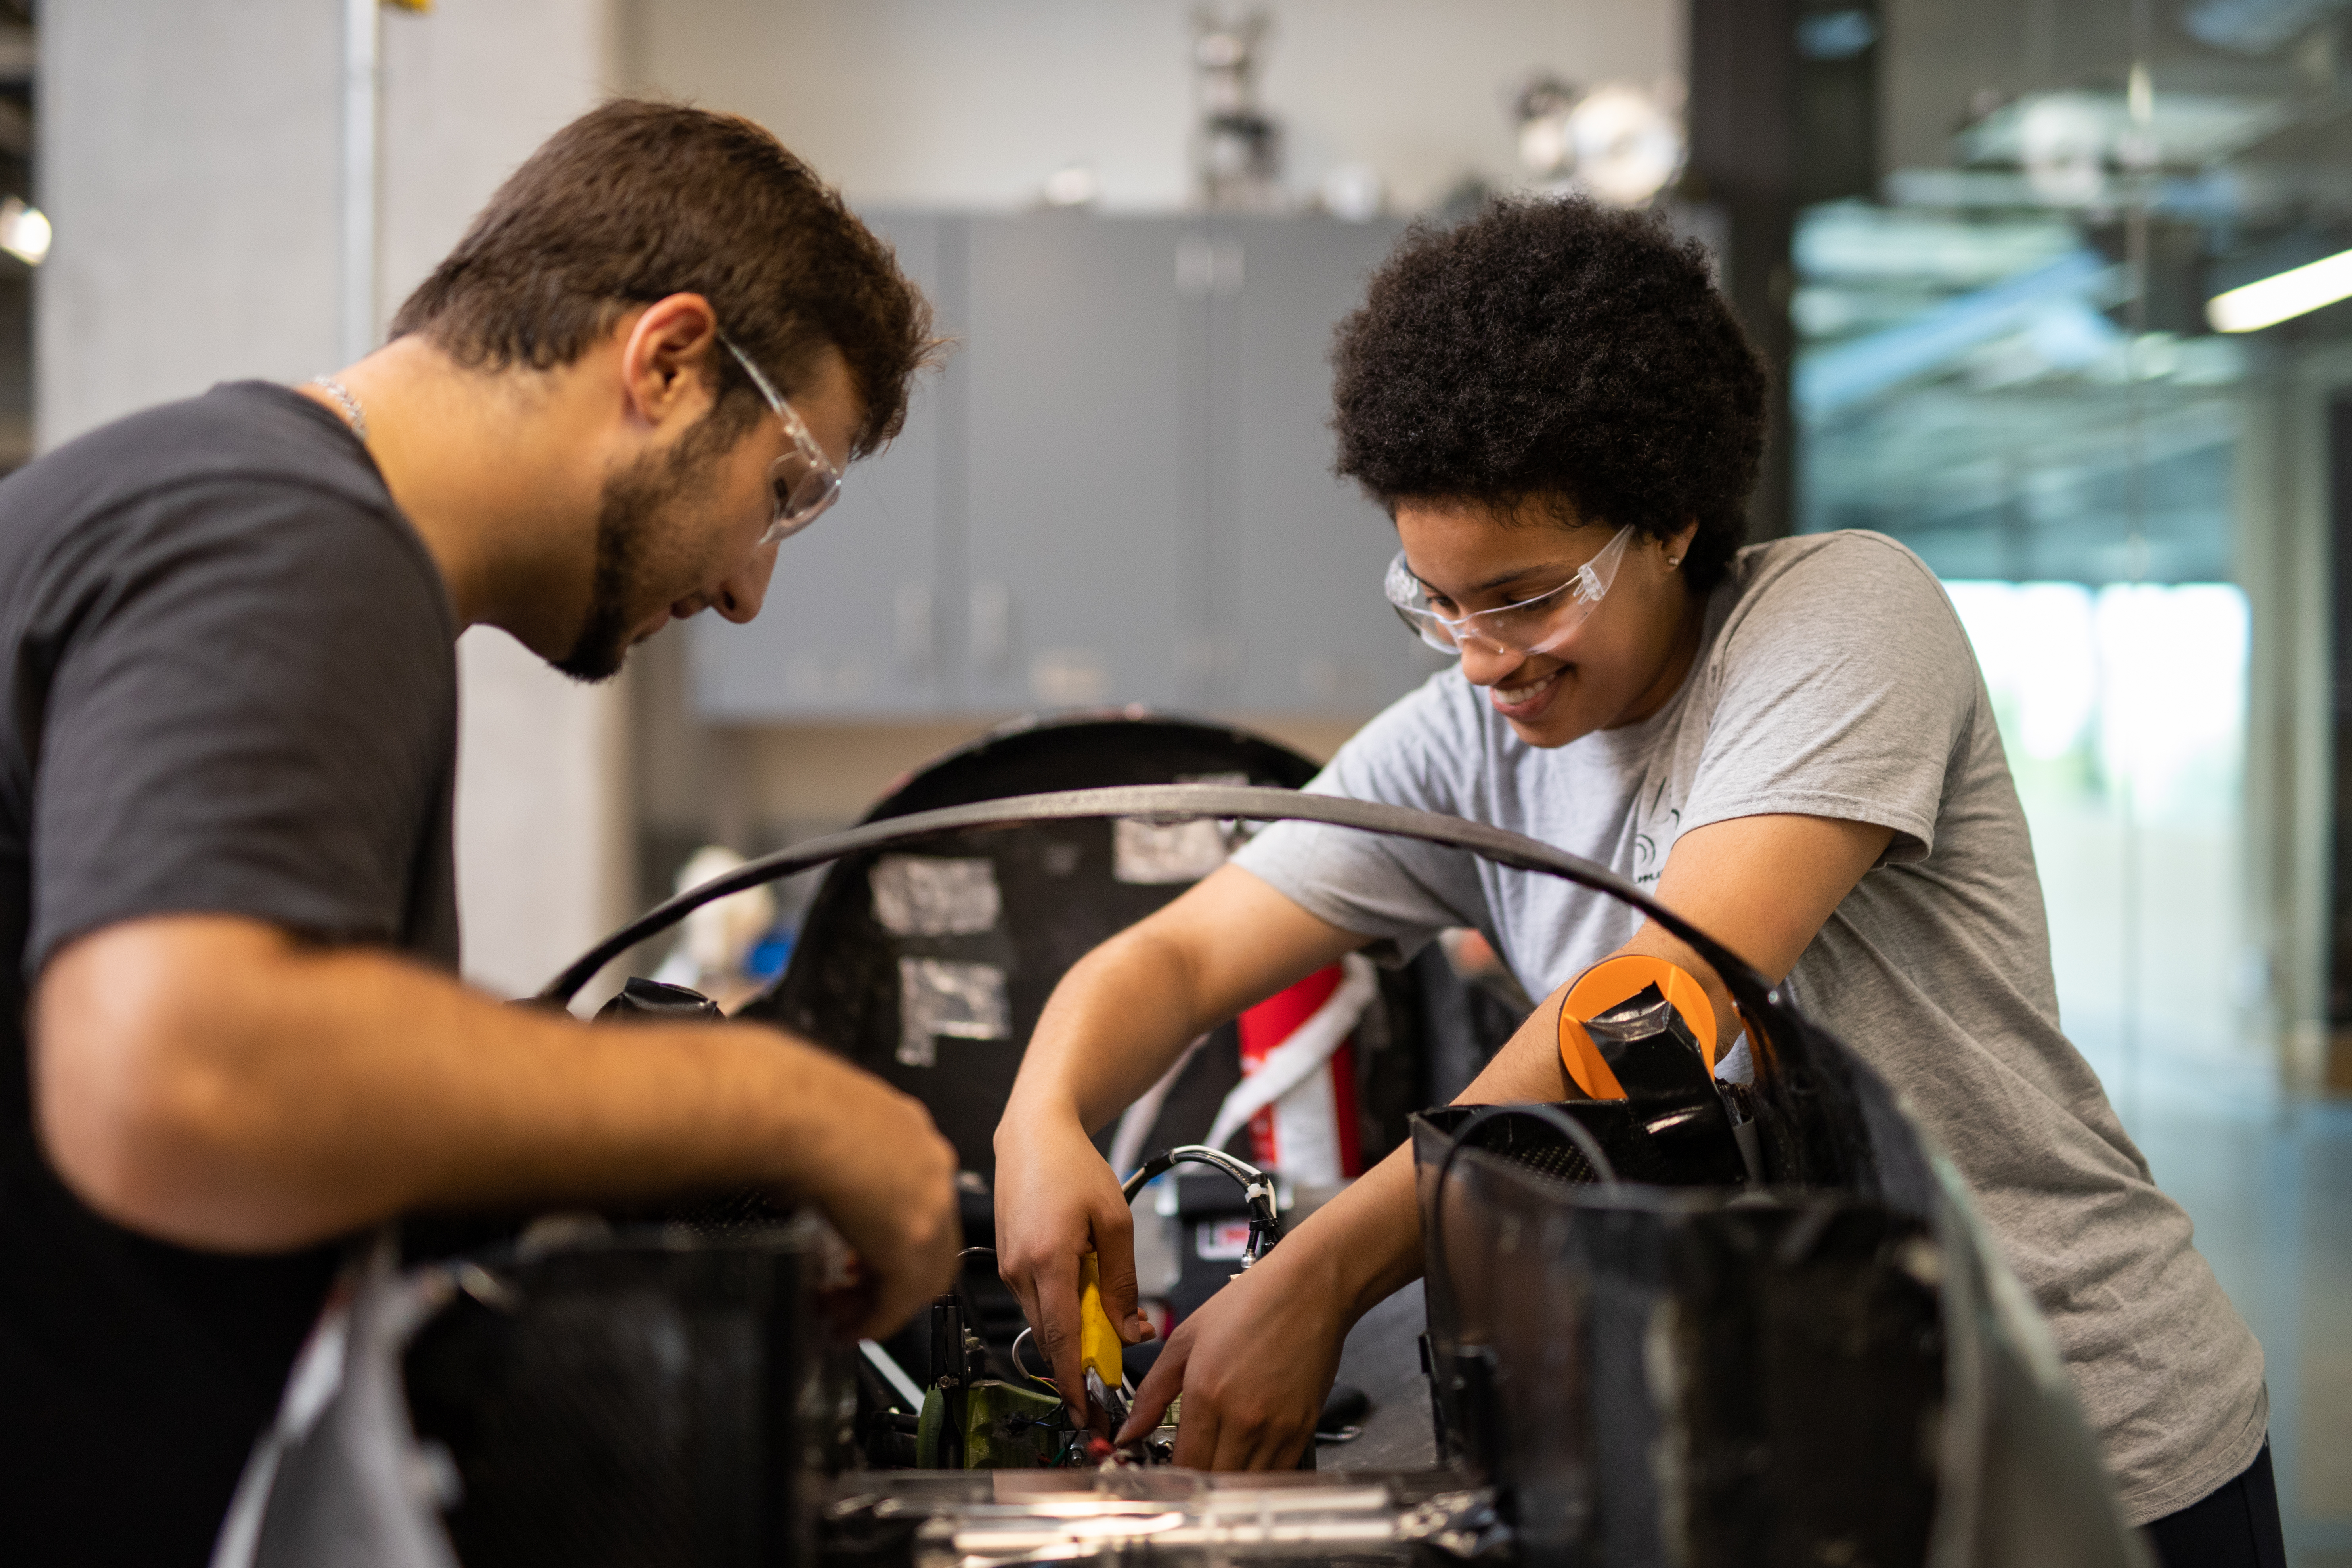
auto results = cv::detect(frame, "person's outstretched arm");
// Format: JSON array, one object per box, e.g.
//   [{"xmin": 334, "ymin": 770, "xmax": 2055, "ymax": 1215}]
[
  {"xmin": 35, "ymin": 912, "xmax": 962, "ymax": 1338},
  {"xmin": 992, "ymin": 863, "xmax": 1364, "ymax": 1425},
  {"xmin": 1116, "ymin": 810, "xmax": 1896, "ymax": 1469}
]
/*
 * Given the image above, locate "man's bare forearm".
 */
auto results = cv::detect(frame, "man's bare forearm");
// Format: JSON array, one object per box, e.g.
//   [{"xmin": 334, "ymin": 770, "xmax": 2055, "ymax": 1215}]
[{"xmin": 35, "ymin": 915, "xmax": 938, "ymax": 1252}]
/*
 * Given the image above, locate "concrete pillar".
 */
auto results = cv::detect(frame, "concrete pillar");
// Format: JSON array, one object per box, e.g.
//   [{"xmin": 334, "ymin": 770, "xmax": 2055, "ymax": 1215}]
[
  {"xmin": 39, "ymin": 3, "xmax": 342, "ymax": 445},
  {"xmin": 40, "ymin": 0, "xmax": 633, "ymax": 1002}
]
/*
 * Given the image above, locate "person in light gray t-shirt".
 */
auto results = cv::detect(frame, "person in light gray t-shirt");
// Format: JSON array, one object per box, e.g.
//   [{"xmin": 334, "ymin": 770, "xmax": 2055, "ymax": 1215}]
[
  {"xmin": 991, "ymin": 197, "xmax": 2276, "ymax": 1562},
  {"xmin": 1232, "ymin": 526, "xmax": 2267, "ymax": 1526}
]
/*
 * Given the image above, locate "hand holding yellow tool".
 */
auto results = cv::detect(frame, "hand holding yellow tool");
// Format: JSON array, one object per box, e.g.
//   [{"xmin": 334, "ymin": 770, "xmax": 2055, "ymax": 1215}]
[{"xmin": 1077, "ymin": 1252, "xmax": 1131, "ymax": 1439}]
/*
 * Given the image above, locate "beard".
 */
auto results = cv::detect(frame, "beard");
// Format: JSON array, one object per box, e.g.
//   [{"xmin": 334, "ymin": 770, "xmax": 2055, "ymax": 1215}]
[
  {"xmin": 552, "ymin": 463, "xmax": 653, "ymax": 684},
  {"xmin": 555, "ymin": 412, "xmax": 737, "ymax": 683}
]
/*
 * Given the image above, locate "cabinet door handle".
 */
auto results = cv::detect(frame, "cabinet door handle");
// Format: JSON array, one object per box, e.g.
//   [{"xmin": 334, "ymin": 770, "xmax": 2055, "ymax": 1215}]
[
  {"xmin": 895, "ymin": 582, "xmax": 933, "ymax": 675},
  {"xmin": 1176, "ymin": 236, "xmax": 1244, "ymax": 297},
  {"xmin": 1177, "ymin": 235, "xmax": 1214, "ymax": 297},
  {"xmin": 971, "ymin": 581, "xmax": 1012, "ymax": 672}
]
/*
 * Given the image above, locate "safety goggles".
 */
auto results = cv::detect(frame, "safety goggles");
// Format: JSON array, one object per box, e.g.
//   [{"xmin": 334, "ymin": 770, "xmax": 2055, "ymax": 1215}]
[
  {"xmin": 1384, "ymin": 524, "xmax": 1635, "ymax": 658},
  {"xmin": 719, "ymin": 333, "xmax": 843, "ymax": 546}
]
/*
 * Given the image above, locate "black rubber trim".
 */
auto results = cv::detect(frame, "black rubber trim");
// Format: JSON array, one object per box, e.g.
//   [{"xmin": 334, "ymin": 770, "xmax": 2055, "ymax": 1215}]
[{"xmin": 540, "ymin": 784, "xmax": 1784, "ymax": 1023}]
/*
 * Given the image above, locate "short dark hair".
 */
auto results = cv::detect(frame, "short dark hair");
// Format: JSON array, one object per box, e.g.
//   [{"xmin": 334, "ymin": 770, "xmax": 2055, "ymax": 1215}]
[
  {"xmin": 390, "ymin": 99, "xmax": 935, "ymax": 458},
  {"xmin": 1331, "ymin": 197, "xmax": 1767, "ymax": 594}
]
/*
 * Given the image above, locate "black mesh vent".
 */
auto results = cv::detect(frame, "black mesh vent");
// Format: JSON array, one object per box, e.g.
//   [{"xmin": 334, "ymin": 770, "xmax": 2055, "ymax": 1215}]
[
  {"xmin": 1458, "ymin": 1114, "xmax": 1606, "ymax": 1190},
  {"xmin": 1479, "ymin": 1132, "xmax": 1602, "ymax": 1188},
  {"xmin": 403, "ymin": 1236, "xmax": 816, "ymax": 1568}
]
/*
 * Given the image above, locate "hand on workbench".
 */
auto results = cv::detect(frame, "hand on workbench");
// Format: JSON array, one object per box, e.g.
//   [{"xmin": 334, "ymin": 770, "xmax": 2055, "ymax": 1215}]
[
  {"xmin": 994, "ymin": 1115, "xmax": 1154, "ymax": 1426},
  {"xmin": 799, "ymin": 1059, "xmax": 963, "ymax": 1338},
  {"xmin": 1118, "ymin": 1243, "xmax": 1346, "ymax": 1470}
]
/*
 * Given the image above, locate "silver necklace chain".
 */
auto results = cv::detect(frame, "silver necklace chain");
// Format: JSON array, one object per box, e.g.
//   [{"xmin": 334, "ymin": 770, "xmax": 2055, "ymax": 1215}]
[{"xmin": 308, "ymin": 375, "xmax": 368, "ymax": 442}]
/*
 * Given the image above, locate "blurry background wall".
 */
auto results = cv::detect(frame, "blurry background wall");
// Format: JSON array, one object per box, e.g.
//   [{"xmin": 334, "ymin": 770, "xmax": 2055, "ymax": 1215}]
[
  {"xmin": 623, "ymin": 0, "xmax": 1680, "ymax": 214},
  {"xmin": 39, "ymin": 4, "xmax": 340, "ymax": 446}
]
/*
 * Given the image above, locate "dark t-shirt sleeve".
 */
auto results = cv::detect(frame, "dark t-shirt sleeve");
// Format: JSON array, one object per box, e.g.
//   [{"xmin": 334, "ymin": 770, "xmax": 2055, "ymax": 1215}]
[{"xmin": 26, "ymin": 478, "xmax": 456, "ymax": 974}]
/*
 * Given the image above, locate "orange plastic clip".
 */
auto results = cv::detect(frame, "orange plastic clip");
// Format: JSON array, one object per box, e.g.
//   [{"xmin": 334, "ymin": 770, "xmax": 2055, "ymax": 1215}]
[{"xmin": 1557, "ymin": 954, "xmax": 1719, "ymax": 1100}]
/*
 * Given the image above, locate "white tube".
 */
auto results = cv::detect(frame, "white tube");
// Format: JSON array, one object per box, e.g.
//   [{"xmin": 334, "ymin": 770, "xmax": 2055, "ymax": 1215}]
[{"xmin": 1202, "ymin": 954, "xmax": 1378, "ymax": 1155}]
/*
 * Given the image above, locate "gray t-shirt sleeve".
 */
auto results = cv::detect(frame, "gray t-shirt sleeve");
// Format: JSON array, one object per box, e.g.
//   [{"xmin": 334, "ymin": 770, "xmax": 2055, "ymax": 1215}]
[
  {"xmin": 1230, "ymin": 672, "xmax": 1491, "ymax": 956},
  {"xmin": 1679, "ymin": 534, "xmax": 1979, "ymax": 864},
  {"xmin": 27, "ymin": 479, "xmax": 457, "ymax": 974}
]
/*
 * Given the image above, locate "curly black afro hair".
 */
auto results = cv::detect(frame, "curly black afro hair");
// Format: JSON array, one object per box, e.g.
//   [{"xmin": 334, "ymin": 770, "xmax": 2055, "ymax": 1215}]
[{"xmin": 1332, "ymin": 196, "xmax": 1767, "ymax": 595}]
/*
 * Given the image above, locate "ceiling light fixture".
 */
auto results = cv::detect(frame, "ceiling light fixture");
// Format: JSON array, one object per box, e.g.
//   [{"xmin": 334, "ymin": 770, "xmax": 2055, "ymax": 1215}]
[
  {"xmin": 0, "ymin": 196, "xmax": 48, "ymax": 266},
  {"xmin": 2207, "ymin": 243, "xmax": 2352, "ymax": 332}
]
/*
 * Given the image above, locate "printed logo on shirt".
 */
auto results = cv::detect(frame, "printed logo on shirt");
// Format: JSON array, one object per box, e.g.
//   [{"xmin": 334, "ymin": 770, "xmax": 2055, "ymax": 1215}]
[{"xmin": 1630, "ymin": 777, "xmax": 1683, "ymax": 889}]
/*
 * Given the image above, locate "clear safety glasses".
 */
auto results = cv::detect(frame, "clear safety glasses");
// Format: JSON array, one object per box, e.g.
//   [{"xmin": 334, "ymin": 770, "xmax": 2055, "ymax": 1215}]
[
  {"xmin": 1384, "ymin": 525, "xmax": 1635, "ymax": 658},
  {"xmin": 719, "ymin": 333, "xmax": 843, "ymax": 546}
]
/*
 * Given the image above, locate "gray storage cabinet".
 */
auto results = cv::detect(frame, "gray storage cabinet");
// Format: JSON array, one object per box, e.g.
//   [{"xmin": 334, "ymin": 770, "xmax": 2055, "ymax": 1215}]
[
  {"xmin": 962, "ymin": 214, "xmax": 1199, "ymax": 712},
  {"xmin": 691, "ymin": 212, "xmax": 953, "ymax": 720},
  {"xmin": 1215, "ymin": 214, "xmax": 1444, "ymax": 710},
  {"xmin": 691, "ymin": 211, "xmax": 1439, "ymax": 721}
]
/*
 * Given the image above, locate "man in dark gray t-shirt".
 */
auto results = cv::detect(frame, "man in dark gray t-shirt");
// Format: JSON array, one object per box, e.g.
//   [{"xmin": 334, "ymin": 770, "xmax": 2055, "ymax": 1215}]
[
  {"xmin": 0, "ymin": 102, "xmax": 960, "ymax": 1566},
  {"xmin": 0, "ymin": 381, "xmax": 462, "ymax": 1552}
]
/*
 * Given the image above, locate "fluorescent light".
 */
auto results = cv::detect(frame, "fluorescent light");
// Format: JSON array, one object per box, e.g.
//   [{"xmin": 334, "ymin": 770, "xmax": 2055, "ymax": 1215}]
[
  {"xmin": 1040, "ymin": 162, "xmax": 1099, "ymax": 208},
  {"xmin": 2207, "ymin": 245, "xmax": 2352, "ymax": 333}
]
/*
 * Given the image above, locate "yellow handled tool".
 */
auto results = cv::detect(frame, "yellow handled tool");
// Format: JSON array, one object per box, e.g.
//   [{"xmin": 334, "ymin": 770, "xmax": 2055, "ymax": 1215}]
[
  {"xmin": 1077, "ymin": 1251, "xmax": 1131, "ymax": 1440},
  {"xmin": 1076, "ymin": 1252, "xmax": 1125, "ymax": 1390}
]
